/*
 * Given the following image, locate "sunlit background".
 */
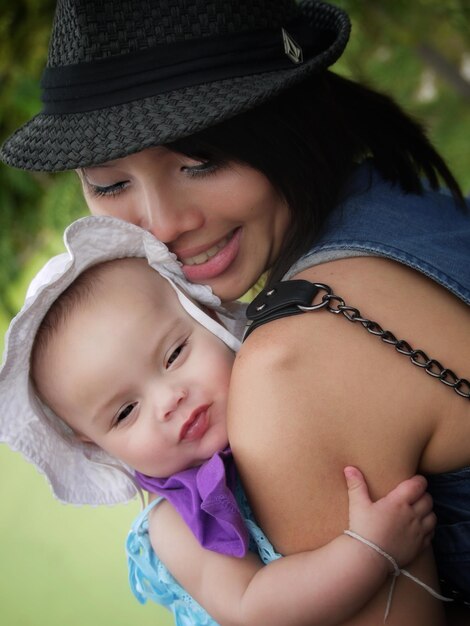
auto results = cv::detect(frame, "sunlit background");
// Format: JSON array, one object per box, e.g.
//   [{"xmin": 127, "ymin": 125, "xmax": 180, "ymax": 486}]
[{"xmin": 1, "ymin": 1, "xmax": 469, "ymax": 624}]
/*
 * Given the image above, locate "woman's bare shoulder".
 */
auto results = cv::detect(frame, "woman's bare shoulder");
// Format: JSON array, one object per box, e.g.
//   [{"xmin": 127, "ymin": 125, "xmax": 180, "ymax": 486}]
[
  {"xmin": 294, "ymin": 256, "xmax": 470, "ymax": 468},
  {"xmin": 228, "ymin": 255, "xmax": 470, "ymax": 551},
  {"xmin": 231, "ymin": 256, "xmax": 450, "ymax": 434},
  {"xmin": 234, "ymin": 254, "xmax": 469, "ymax": 425}
]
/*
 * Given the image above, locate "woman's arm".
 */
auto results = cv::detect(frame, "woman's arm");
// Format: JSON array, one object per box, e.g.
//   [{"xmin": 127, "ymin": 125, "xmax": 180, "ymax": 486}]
[
  {"xmin": 228, "ymin": 257, "xmax": 470, "ymax": 624},
  {"xmin": 149, "ymin": 468, "xmax": 434, "ymax": 626}
]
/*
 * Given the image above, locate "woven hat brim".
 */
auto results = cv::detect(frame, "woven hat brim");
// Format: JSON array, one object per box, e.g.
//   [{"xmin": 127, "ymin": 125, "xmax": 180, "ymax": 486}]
[{"xmin": 0, "ymin": 1, "xmax": 350, "ymax": 172}]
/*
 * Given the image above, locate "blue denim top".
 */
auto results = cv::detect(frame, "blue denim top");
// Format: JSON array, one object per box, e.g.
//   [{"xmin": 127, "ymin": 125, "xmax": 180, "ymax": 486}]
[{"xmin": 285, "ymin": 161, "xmax": 470, "ymax": 304}]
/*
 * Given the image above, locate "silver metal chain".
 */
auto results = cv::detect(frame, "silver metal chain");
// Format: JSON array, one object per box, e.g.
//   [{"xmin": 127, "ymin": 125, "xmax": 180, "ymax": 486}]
[{"xmin": 298, "ymin": 283, "xmax": 470, "ymax": 400}]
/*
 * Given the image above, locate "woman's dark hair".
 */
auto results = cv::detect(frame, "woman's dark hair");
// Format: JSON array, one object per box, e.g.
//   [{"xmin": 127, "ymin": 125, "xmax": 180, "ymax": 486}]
[{"xmin": 169, "ymin": 71, "xmax": 465, "ymax": 283}]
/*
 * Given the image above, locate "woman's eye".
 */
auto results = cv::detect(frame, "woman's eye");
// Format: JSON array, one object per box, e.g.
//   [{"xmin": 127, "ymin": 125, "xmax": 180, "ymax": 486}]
[
  {"xmin": 166, "ymin": 341, "xmax": 187, "ymax": 368},
  {"xmin": 88, "ymin": 181, "xmax": 128, "ymax": 198},
  {"xmin": 181, "ymin": 161, "xmax": 218, "ymax": 178},
  {"xmin": 115, "ymin": 402, "xmax": 137, "ymax": 424}
]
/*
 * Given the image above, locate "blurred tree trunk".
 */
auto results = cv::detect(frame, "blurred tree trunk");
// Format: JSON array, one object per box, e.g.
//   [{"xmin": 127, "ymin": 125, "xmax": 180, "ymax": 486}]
[{"xmin": 416, "ymin": 43, "xmax": 470, "ymax": 100}]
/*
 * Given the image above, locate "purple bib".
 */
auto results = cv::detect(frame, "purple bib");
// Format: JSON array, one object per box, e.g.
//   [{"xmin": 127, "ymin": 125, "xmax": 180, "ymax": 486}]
[{"xmin": 135, "ymin": 447, "xmax": 249, "ymax": 558}]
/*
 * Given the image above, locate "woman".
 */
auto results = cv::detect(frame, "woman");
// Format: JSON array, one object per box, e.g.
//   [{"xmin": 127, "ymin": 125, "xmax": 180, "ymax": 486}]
[{"xmin": 2, "ymin": 0, "xmax": 469, "ymax": 623}]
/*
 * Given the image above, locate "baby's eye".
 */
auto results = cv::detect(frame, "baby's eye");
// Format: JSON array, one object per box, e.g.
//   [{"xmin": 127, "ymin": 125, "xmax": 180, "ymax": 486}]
[
  {"xmin": 166, "ymin": 341, "xmax": 188, "ymax": 368},
  {"xmin": 115, "ymin": 402, "xmax": 137, "ymax": 424}
]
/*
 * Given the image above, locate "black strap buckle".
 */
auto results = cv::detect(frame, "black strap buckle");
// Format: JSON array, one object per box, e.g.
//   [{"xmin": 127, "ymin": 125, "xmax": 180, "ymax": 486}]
[{"xmin": 244, "ymin": 280, "xmax": 319, "ymax": 340}]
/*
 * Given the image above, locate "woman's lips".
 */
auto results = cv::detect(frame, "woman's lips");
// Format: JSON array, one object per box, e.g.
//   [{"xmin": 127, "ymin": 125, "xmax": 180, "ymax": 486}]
[
  {"xmin": 179, "ymin": 228, "xmax": 241, "ymax": 282},
  {"xmin": 182, "ymin": 233, "xmax": 232, "ymax": 266},
  {"xmin": 179, "ymin": 406, "xmax": 210, "ymax": 442}
]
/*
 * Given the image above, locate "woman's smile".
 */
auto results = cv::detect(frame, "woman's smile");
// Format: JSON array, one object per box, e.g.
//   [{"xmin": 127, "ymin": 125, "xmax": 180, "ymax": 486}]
[
  {"xmin": 178, "ymin": 230, "xmax": 236, "ymax": 266},
  {"xmin": 179, "ymin": 228, "xmax": 242, "ymax": 282}
]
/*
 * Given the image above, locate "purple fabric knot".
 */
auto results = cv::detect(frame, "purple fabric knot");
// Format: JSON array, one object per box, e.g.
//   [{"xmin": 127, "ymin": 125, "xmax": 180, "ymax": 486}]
[{"xmin": 135, "ymin": 447, "xmax": 249, "ymax": 558}]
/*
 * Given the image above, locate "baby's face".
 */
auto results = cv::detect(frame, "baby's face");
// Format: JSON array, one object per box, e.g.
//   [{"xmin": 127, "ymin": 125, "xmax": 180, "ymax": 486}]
[{"xmin": 35, "ymin": 259, "xmax": 235, "ymax": 477}]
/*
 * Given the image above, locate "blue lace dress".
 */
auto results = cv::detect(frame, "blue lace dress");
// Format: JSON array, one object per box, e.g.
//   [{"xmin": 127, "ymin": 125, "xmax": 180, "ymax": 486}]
[{"xmin": 126, "ymin": 485, "xmax": 281, "ymax": 625}]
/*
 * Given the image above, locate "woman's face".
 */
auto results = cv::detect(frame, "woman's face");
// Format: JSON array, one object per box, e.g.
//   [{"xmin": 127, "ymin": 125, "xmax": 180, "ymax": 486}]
[{"xmin": 79, "ymin": 147, "xmax": 290, "ymax": 301}]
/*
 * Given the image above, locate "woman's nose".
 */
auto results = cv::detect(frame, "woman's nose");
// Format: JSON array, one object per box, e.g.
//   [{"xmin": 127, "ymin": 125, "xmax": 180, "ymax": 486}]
[{"xmin": 141, "ymin": 187, "xmax": 204, "ymax": 244}]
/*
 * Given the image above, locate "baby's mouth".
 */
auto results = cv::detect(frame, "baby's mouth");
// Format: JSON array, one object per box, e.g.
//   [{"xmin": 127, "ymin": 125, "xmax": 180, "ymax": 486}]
[{"xmin": 179, "ymin": 405, "xmax": 210, "ymax": 442}]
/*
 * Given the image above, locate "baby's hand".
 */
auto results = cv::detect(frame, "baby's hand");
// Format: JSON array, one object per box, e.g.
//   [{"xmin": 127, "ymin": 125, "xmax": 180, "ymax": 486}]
[{"xmin": 344, "ymin": 466, "xmax": 436, "ymax": 569}]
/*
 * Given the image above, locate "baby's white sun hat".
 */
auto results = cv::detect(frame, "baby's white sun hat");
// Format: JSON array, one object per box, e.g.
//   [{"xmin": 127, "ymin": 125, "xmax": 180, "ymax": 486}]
[{"xmin": 0, "ymin": 215, "xmax": 245, "ymax": 506}]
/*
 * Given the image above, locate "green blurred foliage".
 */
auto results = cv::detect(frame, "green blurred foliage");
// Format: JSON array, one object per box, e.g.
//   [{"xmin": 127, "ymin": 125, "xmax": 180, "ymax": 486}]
[
  {"xmin": 333, "ymin": 0, "xmax": 470, "ymax": 190},
  {"xmin": 0, "ymin": 0, "xmax": 87, "ymax": 318},
  {"xmin": 0, "ymin": 445, "xmax": 174, "ymax": 626}
]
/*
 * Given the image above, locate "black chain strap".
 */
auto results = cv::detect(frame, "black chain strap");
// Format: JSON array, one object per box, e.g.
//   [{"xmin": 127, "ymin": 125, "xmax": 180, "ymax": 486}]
[{"xmin": 297, "ymin": 283, "xmax": 470, "ymax": 400}]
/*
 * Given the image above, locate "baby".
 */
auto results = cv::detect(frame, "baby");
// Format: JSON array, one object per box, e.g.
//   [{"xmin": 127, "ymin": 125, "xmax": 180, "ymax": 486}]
[{"xmin": 0, "ymin": 216, "xmax": 442, "ymax": 626}]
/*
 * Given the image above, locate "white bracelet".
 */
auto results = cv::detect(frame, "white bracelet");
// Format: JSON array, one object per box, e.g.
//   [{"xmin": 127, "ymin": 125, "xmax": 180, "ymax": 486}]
[{"xmin": 344, "ymin": 530, "xmax": 453, "ymax": 622}]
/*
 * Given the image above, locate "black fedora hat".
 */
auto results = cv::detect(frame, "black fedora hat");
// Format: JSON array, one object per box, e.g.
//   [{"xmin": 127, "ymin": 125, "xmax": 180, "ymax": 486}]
[{"xmin": 0, "ymin": 0, "xmax": 350, "ymax": 172}]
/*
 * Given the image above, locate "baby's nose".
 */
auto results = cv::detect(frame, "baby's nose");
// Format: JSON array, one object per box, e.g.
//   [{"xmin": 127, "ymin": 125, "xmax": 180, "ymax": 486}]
[{"xmin": 158, "ymin": 388, "xmax": 187, "ymax": 422}]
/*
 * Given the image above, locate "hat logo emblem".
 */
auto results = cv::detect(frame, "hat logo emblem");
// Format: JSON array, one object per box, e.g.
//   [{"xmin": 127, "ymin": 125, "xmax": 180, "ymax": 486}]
[{"xmin": 282, "ymin": 28, "xmax": 303, "ymax": 64}]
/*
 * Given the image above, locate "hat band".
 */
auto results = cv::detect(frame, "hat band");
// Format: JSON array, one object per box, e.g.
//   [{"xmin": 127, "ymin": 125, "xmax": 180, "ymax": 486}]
[{"xmin": 40, "ymin": 18, "xmax": 334, "ymax": 114}]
